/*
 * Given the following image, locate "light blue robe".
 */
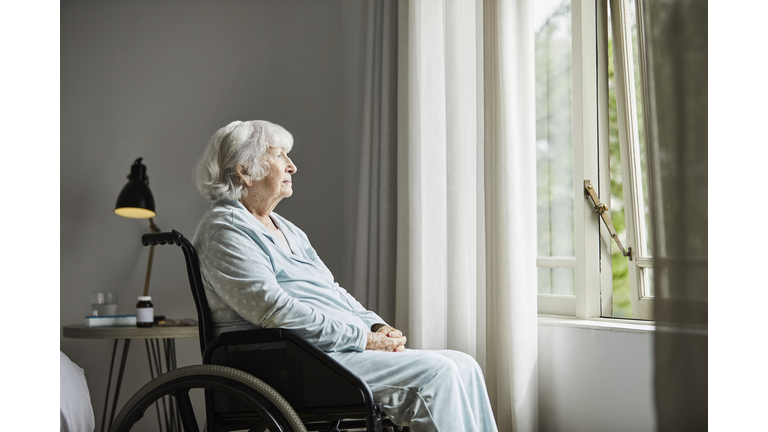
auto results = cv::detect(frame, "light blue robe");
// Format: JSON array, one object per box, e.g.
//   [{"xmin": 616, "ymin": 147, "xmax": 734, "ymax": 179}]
[{"xmin": 193, "ymin": 200, "xmax": 498, "ymax": 432}]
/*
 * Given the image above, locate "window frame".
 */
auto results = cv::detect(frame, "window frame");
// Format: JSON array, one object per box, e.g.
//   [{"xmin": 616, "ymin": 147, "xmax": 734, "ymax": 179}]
[
  {"xmin": 536, "ymin": 0, "xmax": 654, "ymax": 320},
  {"xmin": 608, "ymin": 0, "xmax": 653, "ymax": 319}
]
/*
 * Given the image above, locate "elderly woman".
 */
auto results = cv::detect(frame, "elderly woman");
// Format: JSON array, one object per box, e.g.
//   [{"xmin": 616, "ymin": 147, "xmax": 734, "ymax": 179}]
[{"xmin": 193, "ymin": 120, "xmax": 498, "ymax": 432}]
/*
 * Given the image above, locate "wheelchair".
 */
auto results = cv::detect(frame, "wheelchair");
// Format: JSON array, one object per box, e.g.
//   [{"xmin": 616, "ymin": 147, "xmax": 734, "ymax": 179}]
[{"xmin": 109, "ymin": 230, "xmax": 409, "ymax": 432}]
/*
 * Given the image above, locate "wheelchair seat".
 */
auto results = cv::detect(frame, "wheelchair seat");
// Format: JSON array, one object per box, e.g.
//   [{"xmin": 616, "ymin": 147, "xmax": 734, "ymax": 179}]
[{"xmin": 125, "ymin": 230, "xmax": 408, "ymax": 432}]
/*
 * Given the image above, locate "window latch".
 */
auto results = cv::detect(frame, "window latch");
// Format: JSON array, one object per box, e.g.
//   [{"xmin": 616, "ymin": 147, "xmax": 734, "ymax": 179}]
[{"xmin": 584, "ymin": 180, "xmax": 632, "ymax": 260}]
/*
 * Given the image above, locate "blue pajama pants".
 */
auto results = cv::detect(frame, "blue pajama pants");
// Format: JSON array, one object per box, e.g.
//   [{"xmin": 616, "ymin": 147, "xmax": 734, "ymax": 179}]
[{"xmin": 329, "ymin": 349, "xmax": 498, "ymax": 432}]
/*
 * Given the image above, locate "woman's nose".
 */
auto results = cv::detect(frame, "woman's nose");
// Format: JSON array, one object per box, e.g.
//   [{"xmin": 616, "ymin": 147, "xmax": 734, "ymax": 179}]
[{"xmin": 286, "ymin": 157, "xmax": 297, "ymax": 174}]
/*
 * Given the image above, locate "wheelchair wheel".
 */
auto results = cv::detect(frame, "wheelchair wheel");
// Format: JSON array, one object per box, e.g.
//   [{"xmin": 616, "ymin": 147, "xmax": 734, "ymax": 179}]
[{"xmin": 109, "ymin": 364, "xmax": 307, "ymax": 432}]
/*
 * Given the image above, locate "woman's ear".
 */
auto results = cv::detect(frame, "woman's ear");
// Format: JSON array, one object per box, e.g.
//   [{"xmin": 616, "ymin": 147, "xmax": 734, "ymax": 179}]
[{"xmin": 235, "ymin": 163, "xmax": 253, "ymax": 187}]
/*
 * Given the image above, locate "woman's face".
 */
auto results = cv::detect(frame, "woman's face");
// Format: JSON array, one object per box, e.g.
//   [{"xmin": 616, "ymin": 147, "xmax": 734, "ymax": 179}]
[{"xmin": 252, "ymin": 146, "xmax": 297, "ymax": 202}]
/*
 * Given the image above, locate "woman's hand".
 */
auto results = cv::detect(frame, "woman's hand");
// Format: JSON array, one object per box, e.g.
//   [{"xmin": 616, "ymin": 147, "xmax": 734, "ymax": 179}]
[
  {"xmin": 372, "ymin": 324, "xmax": 404, "ymax": 339},
  {"xmin": 366, "ymin": 331, "xmax": 407, "ymax": 352}
]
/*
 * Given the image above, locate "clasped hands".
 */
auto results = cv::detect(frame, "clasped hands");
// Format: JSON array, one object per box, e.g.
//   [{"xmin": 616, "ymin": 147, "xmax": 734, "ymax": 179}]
[{"xmin": 366, "ymin": 324, "xmax": 407, "ymax": 352}]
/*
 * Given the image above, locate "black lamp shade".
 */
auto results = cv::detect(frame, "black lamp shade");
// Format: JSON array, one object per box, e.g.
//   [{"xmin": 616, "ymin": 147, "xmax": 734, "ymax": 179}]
[{"xmin": 115, "ymin": 158, "xmax": 157, "ymax": 219}]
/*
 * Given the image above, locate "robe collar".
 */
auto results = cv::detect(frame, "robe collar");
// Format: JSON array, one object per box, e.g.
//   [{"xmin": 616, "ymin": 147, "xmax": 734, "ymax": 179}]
[{"xmin": 218, "ymin": 199, "xmax": 313, "ymax": 265}]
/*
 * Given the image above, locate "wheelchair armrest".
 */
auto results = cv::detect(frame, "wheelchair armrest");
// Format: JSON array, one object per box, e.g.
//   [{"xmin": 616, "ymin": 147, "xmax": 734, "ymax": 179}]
[
  {"xmin": 202, "ymin": 327, "xmax": 377, "ymax": 419},
  {"xmin": 215, "ymin": 328, "xmax": 287, "ymax": 347},
  {"xmin": 203, "ymin": 328, "xmax": 368, "ymax": 390}
]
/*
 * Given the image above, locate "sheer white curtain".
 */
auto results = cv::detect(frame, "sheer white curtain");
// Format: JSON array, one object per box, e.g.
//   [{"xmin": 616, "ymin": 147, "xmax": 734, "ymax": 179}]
[
  {"xmin": 396, "ymin": 0, "xmax": 538, "ymax": 430},
  {"xmin": 342, "ymin": 0, "xmax": 399, "ymax": 325}
]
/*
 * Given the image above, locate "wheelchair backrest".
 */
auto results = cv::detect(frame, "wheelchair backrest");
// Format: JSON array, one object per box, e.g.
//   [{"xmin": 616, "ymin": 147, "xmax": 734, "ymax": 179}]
[{"xmin": 142, "ymin": 230, "xmax": 214, "ymax": 355}]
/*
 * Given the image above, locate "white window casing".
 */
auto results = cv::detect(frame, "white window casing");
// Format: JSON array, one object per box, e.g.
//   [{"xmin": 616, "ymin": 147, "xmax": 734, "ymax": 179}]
[
  {"xmin": 537, "ymin": 257, "xmax": 577, "ymax": 316},
  {"xmin": 536, "ymin": 0, "xmax": 654, "ymax": 321},
  {"xmin": 609, "ymin": 0, "xmax": 653, "ymax": 320},
  {"xmin": 572, "ymin": 0, "xmax": 602, "ymax": 319},
  {"xmin": 597, "ymin": 0, "xmax": 613, "ymax": 318}
]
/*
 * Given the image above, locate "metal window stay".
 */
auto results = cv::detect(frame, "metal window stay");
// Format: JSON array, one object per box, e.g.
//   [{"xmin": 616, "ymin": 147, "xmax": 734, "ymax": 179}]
[{"xmin": 584, "ymin": 179, "xmax": 632, "ymax": 260}]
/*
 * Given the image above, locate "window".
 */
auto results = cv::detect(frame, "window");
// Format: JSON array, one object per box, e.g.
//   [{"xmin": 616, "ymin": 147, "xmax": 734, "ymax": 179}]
[{"xmin": 535, "ymin": 0, "xmax": 654, "ymax": 320}]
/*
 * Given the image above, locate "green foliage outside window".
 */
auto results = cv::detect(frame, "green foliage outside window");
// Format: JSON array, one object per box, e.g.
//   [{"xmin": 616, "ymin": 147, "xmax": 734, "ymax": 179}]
[{"xmin": 607, "ymin": 33, "xmax": 633, "ymax": 318}]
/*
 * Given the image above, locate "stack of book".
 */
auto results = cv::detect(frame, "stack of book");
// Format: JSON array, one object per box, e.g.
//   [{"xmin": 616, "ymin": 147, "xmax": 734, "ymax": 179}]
[{"xmin": 84, "ymin": 315, "xmax": 137, "ymax": 328}]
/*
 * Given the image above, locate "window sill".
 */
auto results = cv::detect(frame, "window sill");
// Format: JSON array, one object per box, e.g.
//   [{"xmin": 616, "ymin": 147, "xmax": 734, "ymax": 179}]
[{"xmin": 538, "ymin": 314, "xmax": 655, "ymax": 334}]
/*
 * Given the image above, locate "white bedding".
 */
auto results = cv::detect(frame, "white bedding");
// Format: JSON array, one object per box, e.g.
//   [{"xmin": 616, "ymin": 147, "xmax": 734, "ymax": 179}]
[{"xmin": 60, "ymin": 351, "xmax": 95, "ymax": 432}]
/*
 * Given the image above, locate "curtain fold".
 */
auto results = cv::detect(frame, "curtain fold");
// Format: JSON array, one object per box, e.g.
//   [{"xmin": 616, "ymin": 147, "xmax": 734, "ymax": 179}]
[
  {"xmin": 483, "ymin": 1, "xmax": 538, "ymax": 430},
  {"xmin": 397, "ymin": 0, "xmax": 538, "ymax": 430},
  {"xmin": 348, "ymin": 1, "xmax": 539, "ymax": 429},
  {"xmin": 642, "ymin": 1, "xmax": 708, "ymax": 430},
  {"xmin": 344, "ymin": 0, "xmax": 399, "ymax": 326}
]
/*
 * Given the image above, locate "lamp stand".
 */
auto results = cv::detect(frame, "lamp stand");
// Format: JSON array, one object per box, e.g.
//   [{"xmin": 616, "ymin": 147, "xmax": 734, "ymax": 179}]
[{"xmin": 143, "ymin": 218, "xmax": 161, "ymax": 297}]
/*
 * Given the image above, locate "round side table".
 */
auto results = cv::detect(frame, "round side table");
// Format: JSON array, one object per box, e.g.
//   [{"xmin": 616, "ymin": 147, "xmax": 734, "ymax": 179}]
[{"xmin": 63, "ymin": 324, "xmax": 199, "ymax": 432}]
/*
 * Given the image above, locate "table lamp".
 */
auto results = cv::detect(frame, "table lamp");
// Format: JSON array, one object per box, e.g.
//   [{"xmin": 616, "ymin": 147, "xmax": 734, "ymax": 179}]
[{"xmin": 115, "ymin": 157, "xmax": 161, "ymax": 297}]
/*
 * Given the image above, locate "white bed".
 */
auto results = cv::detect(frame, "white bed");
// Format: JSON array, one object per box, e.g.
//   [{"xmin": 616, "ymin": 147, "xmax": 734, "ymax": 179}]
[{"xmin": 60, "ymin": 351, "xmax": 95, "ymax": 432}]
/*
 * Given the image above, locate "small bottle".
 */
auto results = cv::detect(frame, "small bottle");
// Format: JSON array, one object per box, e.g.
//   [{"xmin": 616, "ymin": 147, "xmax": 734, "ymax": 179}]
[{"xmin": 136, "ymin": 296, "xmax": 154, "ymax": 327}]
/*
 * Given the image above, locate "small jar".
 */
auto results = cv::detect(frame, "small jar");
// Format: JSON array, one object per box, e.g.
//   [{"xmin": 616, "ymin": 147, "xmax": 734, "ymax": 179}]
[{"xmin": 136, "ymin": 296, "xmax": 154, "ymax": 327}]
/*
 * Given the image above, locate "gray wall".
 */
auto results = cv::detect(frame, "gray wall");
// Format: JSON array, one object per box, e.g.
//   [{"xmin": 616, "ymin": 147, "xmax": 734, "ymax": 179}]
[{"xmin": 60, "ymin": 1, "xmax": 357, "ymax": 429}]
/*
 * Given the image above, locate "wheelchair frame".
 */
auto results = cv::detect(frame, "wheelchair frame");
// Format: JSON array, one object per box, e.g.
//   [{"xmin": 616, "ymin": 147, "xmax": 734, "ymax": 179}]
[{"xmin": 109, "ymin": 230, "xmax": 407, "ymax": 432}]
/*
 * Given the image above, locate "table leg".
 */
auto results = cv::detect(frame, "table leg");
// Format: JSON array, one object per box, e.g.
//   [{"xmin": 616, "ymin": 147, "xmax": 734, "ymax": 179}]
[
  {"xmin": 146, "ymin": 339, "xmax": 165, "ymax": 431},
  {"xmin": 145, "ymin": 338, "xmax": 182, "ymax": 432},
  {"xmin": 168, "ymin": 339, "xmax": 181, "ymax": 429},
  {"xmin": 164, "ymin": 339, "xmax": 180, "ymax": 431},
  {"xmin": 100, "ymin": 339, "xmax": 118, "ymax": 432},
  {"xmin": 101, "ymin": 339, "xmax": 131, "ymax": 432},
  {"xmin": 108, "ymin": 339, "xmax": 131, "ymax": 431}
]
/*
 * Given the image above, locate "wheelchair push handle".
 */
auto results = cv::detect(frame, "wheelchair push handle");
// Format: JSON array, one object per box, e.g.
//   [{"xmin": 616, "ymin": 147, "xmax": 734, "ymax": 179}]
[{"xmin": 142, "ymin": 230, "xmax": 184, "ymax": 247}]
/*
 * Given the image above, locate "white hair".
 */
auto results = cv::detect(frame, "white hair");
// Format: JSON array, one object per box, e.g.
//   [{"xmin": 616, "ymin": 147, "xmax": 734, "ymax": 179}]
[{"xmin": 195, "ymin": 120, "xmax": 294, "ymax": 202}]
